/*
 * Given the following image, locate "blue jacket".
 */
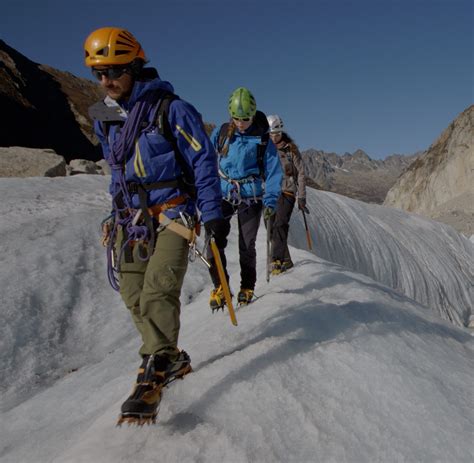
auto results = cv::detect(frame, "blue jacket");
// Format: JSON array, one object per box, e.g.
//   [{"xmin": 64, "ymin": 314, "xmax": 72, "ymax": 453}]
[
  {"xmin": 94, "ymin": 76, "xmax": 223, "ymax": 223},
  {"xmin": 210, "ymin": 125, "xmax": 282, "ymax": 209}
]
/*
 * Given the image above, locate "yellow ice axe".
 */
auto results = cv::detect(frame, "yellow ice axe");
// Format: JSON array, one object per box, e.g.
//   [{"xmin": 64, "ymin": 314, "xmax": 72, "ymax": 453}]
[{"xmin": 210, "ymin": 237, "xmax": 238, "ymax": 326}]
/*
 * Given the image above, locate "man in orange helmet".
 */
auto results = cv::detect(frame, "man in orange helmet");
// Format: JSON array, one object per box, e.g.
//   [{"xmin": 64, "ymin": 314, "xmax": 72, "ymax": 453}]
[{"xmin": 84, "ymin": 27, "xmax": 226, "ymax": 425}]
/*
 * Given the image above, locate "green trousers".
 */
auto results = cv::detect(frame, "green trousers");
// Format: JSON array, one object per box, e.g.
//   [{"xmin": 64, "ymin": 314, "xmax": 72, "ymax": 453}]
[{"xmin": 117, "ymin": 224, "xmax": 189, "ymax": 358}]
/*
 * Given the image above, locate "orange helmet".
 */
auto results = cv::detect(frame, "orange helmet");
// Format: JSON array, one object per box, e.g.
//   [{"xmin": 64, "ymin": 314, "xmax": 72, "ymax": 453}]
[{"xmin": 84, "ymin": 27, "xmax": 146, "ymax": 67}]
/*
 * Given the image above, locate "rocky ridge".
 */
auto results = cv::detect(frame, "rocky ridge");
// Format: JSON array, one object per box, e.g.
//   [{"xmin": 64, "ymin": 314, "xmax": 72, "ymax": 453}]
[
  {"xmin": 384, "ymin": 105, "xmax": 474, "ymax": 236},
  {"xmin": 301, "ymin": 148, "xmax": 420, "ymax": 203}
]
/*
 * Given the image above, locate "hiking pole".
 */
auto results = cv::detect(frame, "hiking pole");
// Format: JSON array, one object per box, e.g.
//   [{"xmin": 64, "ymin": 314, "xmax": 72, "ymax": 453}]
[
  {"xmin": 210, "ymin": 237, "xmax": 238, "ymax": 326},
  {"xmin": 302, "ymin": 210, "xmax": 313, "ymax": 250},
  {"xmin": 266, "ymin": 217, "xmax": 273, "ymax": 282}
]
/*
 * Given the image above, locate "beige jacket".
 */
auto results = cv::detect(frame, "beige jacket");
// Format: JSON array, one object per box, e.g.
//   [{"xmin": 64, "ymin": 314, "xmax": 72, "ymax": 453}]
[{"xmin": 276, "ymin": 141, "xmax": 306, "ymax": 199}]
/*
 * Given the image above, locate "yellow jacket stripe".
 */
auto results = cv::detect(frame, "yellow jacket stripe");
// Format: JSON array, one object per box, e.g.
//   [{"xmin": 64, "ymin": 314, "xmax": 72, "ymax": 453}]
[
  {"xmin": 133, "ymin": 140, "xmax": 147, "ymax": 178},
  {"xmin": 176, "ymin": 124, "xmax": 202, "ymax": 152}
]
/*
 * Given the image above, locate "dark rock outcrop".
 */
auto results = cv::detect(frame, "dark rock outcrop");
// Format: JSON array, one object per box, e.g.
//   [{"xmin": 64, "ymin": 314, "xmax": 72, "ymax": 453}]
[
  {"xmin": 0, "ymin": 40, "xmax": 103, "ymax": 162},
  {"xmin": 0, "ymin": 146, "xmax": 66, "ymax": 177}
]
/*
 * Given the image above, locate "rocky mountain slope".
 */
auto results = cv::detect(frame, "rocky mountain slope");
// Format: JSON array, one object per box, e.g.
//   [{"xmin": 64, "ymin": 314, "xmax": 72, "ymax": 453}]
[
  {"xmin": 302, "ymin": 148, "xmax": 420, "ymax": 203},
  {"xmin": 384, "ymin": 105, "xmax": 473, "ymax": 236},
  {"xmin": 0, "ymin": 39, "xmax": 103, "ymax": 162}
]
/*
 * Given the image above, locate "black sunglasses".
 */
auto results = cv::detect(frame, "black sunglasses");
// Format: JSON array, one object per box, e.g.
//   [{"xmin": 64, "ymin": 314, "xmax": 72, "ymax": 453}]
[
  {"xmin": 232, "ymin": 117, "xmax": 251, "ymax": 122},
  {"xmin": 91, "ymin": 66, "xmax": 129, "ymax": 81}
]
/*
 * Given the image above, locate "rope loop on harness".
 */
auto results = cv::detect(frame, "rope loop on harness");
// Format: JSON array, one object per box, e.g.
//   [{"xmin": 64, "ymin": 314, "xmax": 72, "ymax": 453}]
[{"xmin": 226, "ymin": 180, "xmax": 242, "ymax": 205}]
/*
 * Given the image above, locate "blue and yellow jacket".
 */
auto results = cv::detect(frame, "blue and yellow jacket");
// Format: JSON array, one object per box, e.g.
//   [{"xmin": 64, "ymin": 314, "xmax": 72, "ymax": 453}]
[
  {"xmin": 210, "ymin": 124, "xmax": 282, "ymax": 209},
  {"xmin": 94, "ymin": 76, "xmax": 223, "ymax": 223}
]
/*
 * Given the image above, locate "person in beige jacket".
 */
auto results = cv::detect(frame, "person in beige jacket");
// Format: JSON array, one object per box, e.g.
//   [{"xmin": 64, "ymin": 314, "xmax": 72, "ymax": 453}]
[{"xmin": 267, "ymin": 115, "xmax": 308, "ymax": 274}]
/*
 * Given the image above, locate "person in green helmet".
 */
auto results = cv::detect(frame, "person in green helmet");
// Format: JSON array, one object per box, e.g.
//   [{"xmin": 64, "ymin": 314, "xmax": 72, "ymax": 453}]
[{"xmin": 205, "ymin": 87, "xmax": 283, "ymax": 307}]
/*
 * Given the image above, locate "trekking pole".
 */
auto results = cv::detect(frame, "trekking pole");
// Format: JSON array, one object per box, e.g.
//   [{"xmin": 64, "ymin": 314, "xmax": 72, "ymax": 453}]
[
  {"xmin": 266, "ymin": 217, "xmax": 273, "ymax": 282},
  {"xmin": 301, "ymin": 210, "xmax": 313, "ymax": 250},
  {"xmin": 210, "ymin": 237, "xmax": 238, "ymax": 326}
]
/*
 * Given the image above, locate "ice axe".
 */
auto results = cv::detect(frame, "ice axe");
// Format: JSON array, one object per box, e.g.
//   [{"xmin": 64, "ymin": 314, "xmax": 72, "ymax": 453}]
[
  {"xmin": 210, "ymin": 237, "xmax": 238, "ymax": 326},
  {"xmin": 301, "ymin": 209, "xmax": 313, "ymax": 250}
]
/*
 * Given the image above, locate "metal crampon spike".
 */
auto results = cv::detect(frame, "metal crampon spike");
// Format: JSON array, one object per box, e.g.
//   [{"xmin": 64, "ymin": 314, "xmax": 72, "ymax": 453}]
[
  {"xmin": 117, "ymin": 413, "xmax": 157, "ymax": 427},
  {"xmin": 164, "ymin": 365, "xmax": 193, "ymax": 387}
]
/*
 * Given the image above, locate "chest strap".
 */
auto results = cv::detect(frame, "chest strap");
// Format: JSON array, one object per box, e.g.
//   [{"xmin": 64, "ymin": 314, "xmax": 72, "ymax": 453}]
[{"xmin": 127, "ymin": 180, "xmax": 181, "ymax": 194}]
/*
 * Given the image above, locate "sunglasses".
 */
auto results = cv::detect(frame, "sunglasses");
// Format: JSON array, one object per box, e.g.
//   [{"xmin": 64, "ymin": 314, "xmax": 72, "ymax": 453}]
[
  {"xmin": 91, "ymin": 66, "xmax": 129, "ymax": 81},
  {"xmin": 232, "ymin": 117, "xmax": 251, "ymax": 122}
]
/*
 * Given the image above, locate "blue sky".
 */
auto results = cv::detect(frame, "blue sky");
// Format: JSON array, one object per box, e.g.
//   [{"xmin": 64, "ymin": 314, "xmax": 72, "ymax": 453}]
[{"xmin": 2, "ymin": 0, "xmax": 472, "ymax": 158}]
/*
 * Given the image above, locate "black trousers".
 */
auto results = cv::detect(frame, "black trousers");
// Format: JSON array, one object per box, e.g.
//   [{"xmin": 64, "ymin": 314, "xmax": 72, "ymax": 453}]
[
  {"xmin": 271, "ymin": 193, "xmax": 295, "ymax": 262},
  {"xmin": 208, "ymin": 199, "xmax": 263, "ymax": 290}
]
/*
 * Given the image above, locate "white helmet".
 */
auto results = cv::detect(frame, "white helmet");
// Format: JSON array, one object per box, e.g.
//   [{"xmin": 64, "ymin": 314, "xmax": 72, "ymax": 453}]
[{"xmin": 267, "ymin": 114, "xmax": 284, "ymax": 133}]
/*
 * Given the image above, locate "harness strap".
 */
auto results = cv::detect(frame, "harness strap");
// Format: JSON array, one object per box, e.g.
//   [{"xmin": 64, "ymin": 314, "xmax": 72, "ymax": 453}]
[
  {"xmin": 124, "ymin": 194, "xmax": 190, "ymax": 250},
  {"xmin": 158, "ymin": 213, "xmax": 195, "ymax": 241},
  {"xmin": 130, "ymin": 178, "xmax": 189, "ymax": 260},
  {"xmin": 137, "ymin": 186, "xmax": 156, "ymax": 261},
  {"xmin": 123, "ymin": 225, "xmax": 134, "ymax": 263},
  {"xmin": 148, "ymin": 195, "xmax": 188, "ymax": 217}
]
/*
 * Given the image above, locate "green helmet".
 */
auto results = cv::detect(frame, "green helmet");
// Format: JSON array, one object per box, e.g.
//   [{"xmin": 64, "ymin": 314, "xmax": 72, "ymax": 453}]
[{"xmin": 228, "ymin": 87, "xmax": 257, "ymax": 119}]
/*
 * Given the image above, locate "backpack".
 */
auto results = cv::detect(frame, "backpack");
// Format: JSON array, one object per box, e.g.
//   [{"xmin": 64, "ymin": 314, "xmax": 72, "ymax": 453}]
[
  {"xmin": 217, "ymin": 110, "xmax": 270, "ymax": 180},
  {"xmin": 88, "ymin": 91, "xmax": 196, "ymax": 198}
]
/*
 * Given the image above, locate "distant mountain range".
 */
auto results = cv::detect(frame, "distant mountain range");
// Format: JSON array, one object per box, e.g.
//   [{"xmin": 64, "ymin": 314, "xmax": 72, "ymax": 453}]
[
  {"xmin": 301, "ymin": 148, "xmax": 421, "ymax": 203},
  {"xmin": 2, "ymin": 39, "xmax": 466, "ymax": 219}
]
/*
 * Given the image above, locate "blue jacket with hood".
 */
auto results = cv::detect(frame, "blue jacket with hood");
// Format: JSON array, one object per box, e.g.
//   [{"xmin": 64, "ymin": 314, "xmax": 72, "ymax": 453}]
[
  {"xmin": 94, "ymin": 74, "xmax": 223, "ymax": 224},
  {"xmin": 210, "ymin": 121, "xmax": 282, "ymax": 209}
]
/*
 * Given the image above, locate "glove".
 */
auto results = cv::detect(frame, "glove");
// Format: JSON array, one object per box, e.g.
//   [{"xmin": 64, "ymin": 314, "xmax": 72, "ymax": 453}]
[
  {"xmin": 204, "ymin": 218, "xmax": 229, "ymax": 249},
  {"xmin": 298, "ymin": 198, "xmax": 309, "ymax": 213},
  {"xmin": 263, "ymin": 207, "xmax": 275, "ymax": 221}
]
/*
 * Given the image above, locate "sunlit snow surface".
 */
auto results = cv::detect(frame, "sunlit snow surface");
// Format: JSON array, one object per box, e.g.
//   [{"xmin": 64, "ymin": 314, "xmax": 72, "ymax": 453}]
[
  {"xmin": 289, "ymin": 190, "xmax": 473, "ymax": 327},
  {"xmin": 0, "ymin": 176, "xmax": 472, "ymax": 463}
]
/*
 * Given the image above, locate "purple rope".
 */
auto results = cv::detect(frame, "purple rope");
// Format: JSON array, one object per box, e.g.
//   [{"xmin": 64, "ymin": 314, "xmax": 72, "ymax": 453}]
[{"xmin": 105, "ymin": 91, "xmax": 161, "ymax": 290}]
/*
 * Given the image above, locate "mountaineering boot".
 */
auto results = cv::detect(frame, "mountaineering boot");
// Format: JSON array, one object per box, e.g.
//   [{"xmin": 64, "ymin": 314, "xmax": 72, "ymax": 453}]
[
  {"xmin": 271, "ymin": 260, "xmax": 282, "ymax": 275},
  {"xmin": 118, "ymin": 355, "xmax": 166, "ymax": 426},
  {"xmin": 237, "ymin": 288, "xmax": 254, "ymax": 305},
  {"xmin": 281, "ymin": 260, "xmax": 294, "ymax": 272},
  {"xmin": 209, "ymin": 285, "xmax": 225, "ymax": 311},
  {"xmin": 117, "ymin": 351, "xmax": 192, "ymax": 426}
]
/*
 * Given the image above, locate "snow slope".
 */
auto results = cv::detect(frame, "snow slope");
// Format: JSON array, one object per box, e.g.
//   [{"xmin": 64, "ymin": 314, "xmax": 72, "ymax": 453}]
[
  {"xmin": 289, "ymin": 190, "xmax": 473, "ymax": 326},
  {"xmin": 0, "ymin": 176, "xmax": 472, "ymax": 463},
  {"xmin": 0, "ymin": 177, "xmax": 132, "ymax": 412}
]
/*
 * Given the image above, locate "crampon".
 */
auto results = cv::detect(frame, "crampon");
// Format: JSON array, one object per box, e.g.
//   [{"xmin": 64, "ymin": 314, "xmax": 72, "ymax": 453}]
[
  {"xmin": 237, "ymin": 288, "xmax": 254, "ymax": 306},
  {"xmin": 117, "ymin": 410, "xmax": 159, "ymax": 427},
  {"xmin": 117, "ymin": 351, "xmax": 192, "ymax": 426}
]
